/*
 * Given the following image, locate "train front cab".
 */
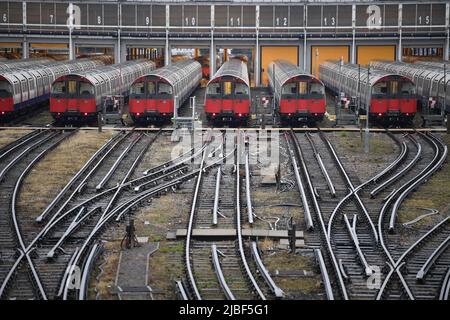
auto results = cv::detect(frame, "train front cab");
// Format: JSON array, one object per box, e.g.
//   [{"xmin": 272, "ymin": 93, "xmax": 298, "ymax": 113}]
[
  {"xmin": 0, "ymin": 77, "xmax": 14, "ymax": 120},
  {"xmin": 205, "ymin": 76, "xmax": 250, "ymax": 125},
  {"xmin": 279, "ymin": 77, "xmax": 326, "ymax": 125},
  {"xmin": 370, "ymin": 76, "xmax": 416, "ymax": 124},
  {"xmin": 50, "ymin": 76, "xmax": 97, "ymax": 122},
  {"xmin": 129, "ymin": 76, "xmax": 174, "ymax": 124}
]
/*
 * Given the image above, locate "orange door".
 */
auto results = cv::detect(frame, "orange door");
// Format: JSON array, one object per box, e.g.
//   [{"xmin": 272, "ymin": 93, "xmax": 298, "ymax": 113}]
[
  {"xmin": 311, "ymin": 46, "xmax": 350, "ymax": 79},
  {"xmin": 261, "ymin": 46, "xmax": 298, "ymax": 86}
]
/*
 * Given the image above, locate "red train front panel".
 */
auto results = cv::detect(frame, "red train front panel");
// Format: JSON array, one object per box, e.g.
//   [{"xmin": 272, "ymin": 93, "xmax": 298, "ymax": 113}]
[
  {"xmin": 129, "ymin": 78, "xmax": 175, "ymax": 123},
  {"xmin": 50, "ymin": 76, "xmax": 97, "ymax": 121},
  {"xmin": 369, "ymin": 77, "xmax": 417, "ymax": 122},
  {"xmin": 205, "ymin": 78, "xmax": 250, "ymax": 124},
  {"xmin": 279, "ymin": 79, "xmax": 326, "ymax": 123}
]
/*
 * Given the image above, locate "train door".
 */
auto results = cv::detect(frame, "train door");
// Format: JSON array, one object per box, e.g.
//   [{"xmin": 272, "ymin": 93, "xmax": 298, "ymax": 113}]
[
  {"xmin": 67, "ymin": 80, "xmax": 78, "ymax": 112},
  {"xmin": 388, "ymin": 80, "xmax": 400, "ymax": 111},
  {"xmin": 222, "ymin": 80, "xmax": 233, "ymax": 112}
]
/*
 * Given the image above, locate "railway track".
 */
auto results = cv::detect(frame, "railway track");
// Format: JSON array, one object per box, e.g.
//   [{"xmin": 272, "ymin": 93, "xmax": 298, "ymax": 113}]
[
  {"xmin": 0, "ymin": 128, "xmax": 75, "ymax": 299},
  {"xmin": 286, "ymin": 129, "xmax": 449, "ymax": 300}
]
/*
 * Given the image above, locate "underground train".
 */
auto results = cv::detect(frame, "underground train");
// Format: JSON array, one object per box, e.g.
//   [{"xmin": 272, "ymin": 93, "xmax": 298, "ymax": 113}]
[
  {"xmin": 0, "ymin": 58, "xmax": 105, "ymax": 120},
  {"xmin": 0, "ymin": 57, "xmax": 53, "ymax": 71},
  {"xmin": 370, "ymin": 61, "xmax": 449, "ymax": 114},
  {"xmin": 320, "ymin": 61, "xmax": 417, "ymax": 124},
  {"xmin": 205, "ymin": 59, "xmax": 251, "ymax": 125},
  {"xmin": 129, "ymin": 59, "xmax": 202, "ymax": 124},
  {"xmin": 268, "ymin": 60, "xmax": 326, "ymax": 125},
  {"xmin": 50, "ymin": 60, "xmax": 156, "ymax": 123}
]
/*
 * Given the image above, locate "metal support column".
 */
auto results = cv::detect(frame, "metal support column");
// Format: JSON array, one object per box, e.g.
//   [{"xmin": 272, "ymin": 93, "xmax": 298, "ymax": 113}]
[
  {"xmin": 210, "ymin": 5, "xmax": 215, "ymax": 79},
  {"xmin": 303, "ymin": 29, "xmax": 307, "ymax": 70},
  {"xmin": 22, "ymin": 2, "xmax": 28, "ymax": 59},
  {"xmin": 255, "ymin": 5, "xmax": 260, "ymax": 86},
  {"xmin": 398, "ymin": 5, "xmax": 403, "ymax": 62},
  {"xmin": 351, "ymin": 4, "xmax": 356, "ymax": 64},
  {"xmin": 446, "ymin": 3, "xmax": 450, "ymax": 61},
  {"xmin": 165, "ymin": 5, "xmax": 170, "ymax": 66}
]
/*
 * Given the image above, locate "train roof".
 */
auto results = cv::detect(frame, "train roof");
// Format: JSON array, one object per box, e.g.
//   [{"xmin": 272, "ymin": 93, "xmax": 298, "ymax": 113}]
[
  {"xmin": 0, "ymin": 59, "xmax": 104, "ymax": 85},
  {"xmin": 321, "ymin": 61, "xmax": 415, "ymax": 86},
  {"xmin": 269, "ymin": 60, "xmax": 324, "ymax": 87},
  {"xmin": 54, "ymin": 60, "xmax": 156, "ymax": 86},
  {"xmin": 133, "ymin": 59, "xmax": 201, "ymax": 87},
  {"xmin": 208, "ymin": 59, "xmax": 250, "ymax": 88}
]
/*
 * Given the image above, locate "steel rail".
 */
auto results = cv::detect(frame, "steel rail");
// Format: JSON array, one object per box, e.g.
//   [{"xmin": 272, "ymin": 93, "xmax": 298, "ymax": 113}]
[
  {"xmin": 236, "ymin": 132, "xmax": 266, "ymax": 300},
  {"xmin": 212, "ymin": 168, "xmax": 221, "ymax": 226},
  {"xmin": 305, "ymin": 132, "xmax": 336, "ymax": 197},
  {"xmin": 184, "ymin": 148, "xmax": 208, "ymax": 300},
  {"xmin": 288, "ymin": 130, "xmax": 348, "ymax": 300},
  {"xmin": 321, "ymin": 132, "xmax": 378, "ymax": 243},
  {"xmin": 250, "ymin": 242, "xmax": 284, "ymax": 298},
  {"xmin": 416, "ymin": 235, "xmax": 450, "ymax": 281},
  {"xmin": 389, "ymin": 133, "xmax": 448, "ymax": 231},
  {"xmin": 287, "ymin": 132, "xmax": 314, "ymax": 230},
  {"xmin": 439, "ymin": 267, "xmax": 450, "ymax": 300},
  {"xmin": 211, "ymin": 244, "xmax": 236, "ymax": 300},
  {"xmin": 78, "ymin": 243, "xmax": 103, "ymax": 300},
  {"xmin": 35, "ymin": 131, "xmax": 130, "ymax": 223},
  {"xmin": 99, "ymin": 131, "xmax": 161, "ymax": 223},
  {"xmin": 0, "ymin": 129, "xmax": 45, "ymax": 162},
  {"xmin": 36, "ymin": 132, "xmax": 122, "ymax": 222},
  {"xmin": 96, "ymin": 133, "xmax": 143, "ymax": 190},
  {"xmin": 314, "ymin": 249, "xmax": 334, "ymax": 300},
  {"xmin": 175, "ymin": 281, "xmax": 189, "ymax": 300},
  {"xmin": 370, "ymin": 140, "xmax": 410, "ymax": 197},
  {"xmin": 343, "ymin": 214, "xmax": 372, "ymax": 276},
  {"xmin": 60, "ymin": 145, "xmax": 231, "ymax": 299},
  {"xmin": 143, "ymin": 146, "xmax": 195, "ymax": 175},
  {"xmin": 46, "ymin": 207, "xmax": 101, "ymax": 259},
  {"xmin": 0, "ymin": 131, "xmax": 57, "ymax": 182},
  {"xmin": 244, "ymin": 152, "xmax": 254, "ymax": 225},
  {"xmin": 1, "ymin": 131, "xmax": 73, "ymax": 299},
  {"xmin": 377, "ymin": 214, "xmax": 450, "ymax": 299}
]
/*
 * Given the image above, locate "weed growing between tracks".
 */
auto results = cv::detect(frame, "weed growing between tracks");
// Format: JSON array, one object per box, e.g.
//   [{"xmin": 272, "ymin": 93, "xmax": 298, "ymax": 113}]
[
  {"xmin": 330, "ymin": 132, "xmax": 397, "ymax": 181},
  {"xmin": 264, "ymin": 251, "xmax": 322, "ymax": 299},
  {"xmin": 0, "ymin": 129, "xmax": 33, "ymax": 148},
  {"xmin": 17, "ymin": 130, "xmax": 114, "ymax": 218}
]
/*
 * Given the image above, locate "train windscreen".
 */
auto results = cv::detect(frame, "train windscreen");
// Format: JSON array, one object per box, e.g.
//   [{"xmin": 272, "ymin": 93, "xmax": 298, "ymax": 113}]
[{"xmin": 0, "ymin": 80, "xmax": 12, "ymax": 97}]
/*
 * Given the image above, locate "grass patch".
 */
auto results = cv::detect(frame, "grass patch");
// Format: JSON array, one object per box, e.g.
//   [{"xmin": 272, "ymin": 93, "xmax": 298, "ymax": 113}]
[
  {"xmin": 17, "ymin": 130, "xmax": 113, "ymax": 218},
  {"xmin": 0, "ymin": 129, "xmax": 33, "ymax": 149}
]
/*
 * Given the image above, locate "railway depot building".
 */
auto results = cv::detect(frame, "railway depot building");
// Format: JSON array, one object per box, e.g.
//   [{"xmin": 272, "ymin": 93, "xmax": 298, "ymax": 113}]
[{"xmin": 0, "ymin": 0, "xmax": 449, "ymax": 86}]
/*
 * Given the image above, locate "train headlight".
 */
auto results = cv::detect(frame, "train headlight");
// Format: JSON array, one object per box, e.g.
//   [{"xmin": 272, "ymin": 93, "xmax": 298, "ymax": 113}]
[
  {"xmin": 238, "ymin": 113, "xmax": 242, "ymax": 117},
  {"xmin": 1, "ymin": 112, "xmax": 4, "ymax": 115},
  {"xmin": 378, "ymin": 113, "xmax": 382, "ymax": 116},
  {"xmin": 84, "ymin": 112, "xmax": 88, "ymax": 116},
  {"xmin": 212, "ymin": 113, "xmax": 216, "ymax": 117},
  {"xmin": 136, "ymin": 113, "xmax": 140, "ymax": 116}
]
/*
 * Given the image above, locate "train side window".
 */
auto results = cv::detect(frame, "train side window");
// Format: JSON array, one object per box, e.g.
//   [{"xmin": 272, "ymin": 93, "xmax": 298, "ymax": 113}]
[
  {"xmin": 68, "ymin": 80, "xmax": 77, "ymax": 95},
  {"xmin": 0, "ymin": 81, "xmax": 12, "ymax": 97},
  {"xmin": 147, "ymin": 82, "xmax": 156, "ymax": 95}
]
